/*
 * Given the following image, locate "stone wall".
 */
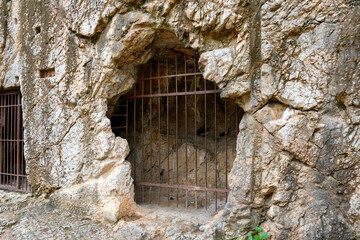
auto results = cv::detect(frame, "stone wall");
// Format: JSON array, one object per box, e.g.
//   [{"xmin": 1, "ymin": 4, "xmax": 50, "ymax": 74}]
[{"xmin": 0, "ymin": 0, "xmax": 359, "ymax": 239}]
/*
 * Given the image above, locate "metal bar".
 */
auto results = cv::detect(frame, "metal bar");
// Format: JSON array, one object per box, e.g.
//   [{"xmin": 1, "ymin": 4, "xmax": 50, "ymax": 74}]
[
  {"xmin": 6, "ymin": 95, "xmax": 9, "ymax": 186},
  {"xmin": 157, "ymin": 58, "xmax": 161, "ymax": 205},
  {"xmin": 0, "ymin": 173, "xmax": 27, "ymax": 177},
  {"xmin": 194, "ymin": 57, "xmax": 198, "ymax": 209},
  {"xmin": 225, "ymin": 102, "xmax": 228, "ymax": 201},
  {"xmin": 126, "ymin": 99, "xmax": 128, "ymax": 140},
  {"xmin": 0, "ymin": 95, "xmax": 2, "ymax": 186},
  {"xmin": 149, "ymin": 62, "xmax": 153, "ymax": 203},
  {"xmin": 214, "ymin": 83, "xmax": 217, "ymax": 212},
  {"xmin": 166, "ymin": 57, "xmax": 170, "ymax": 207},
  {"xmin": 0, "ymin": 184, "xmax": 30, "ymax": 193},
  {"xmin": 184, "ymin": 54, "xmax": 188, "ymax": 208},
  {"xmin": 175, "ymin": 55, "xmax": 179, "ymax": 208},
  {"xmin": 111, "ymin": 114, "xmax": 127, "ymax": 117},
  {"xmin": 111, "ymin": 126, "xmax": 127, "ymax": 130},
  {"xmin": 133, "ymin": 90, "xmax": 137, "ymax": 199},
  {"xmin": 134, "ymin": 182, "xmax": 230, "ymax": 193},
  {"xmin": 236, "ymin": 105, "xmax": 239, "ymax": 135},
  {"xmin": 204, "ymin": 76, "xmax": 207, "ymax": 210},
  {"xmin": 139, "ymin": 72, "xmax": 202, "ymax": 81},
  {"xmin": 126, "ymin": 90, "xmax": 221, "ymax": 99},
  {"xmin": 16, "ymin": 93, "xmax": 20, "ymax": 189},
  {"xmin": 0, "ymin": 139, "xmax": 24, "ymax": 142},
  {"xmin": 0, "ymin": 104, "xmax": 20, "ymax": 108},
  {"xmin": 141, "ymin": 78, "xmax": 145, "ymax": 203}
]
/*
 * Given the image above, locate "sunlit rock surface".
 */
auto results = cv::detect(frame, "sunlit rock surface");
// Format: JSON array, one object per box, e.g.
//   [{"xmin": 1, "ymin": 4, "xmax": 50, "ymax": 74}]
[{"xmin": 0, "ymin": 0, "xmax": 359, "ymax": 239}]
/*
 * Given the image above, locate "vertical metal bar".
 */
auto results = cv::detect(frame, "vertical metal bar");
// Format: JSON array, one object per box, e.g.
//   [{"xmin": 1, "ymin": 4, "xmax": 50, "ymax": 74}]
[
  {"xmin": 126, "ymin": 99, "xmax": 128, "ymax": 140},
  {"xmin": 10, "ymin": 94, "xmax": 13, "ymax": 187},
  {"xmin": 204, "ymin": 76, "xmax": 207, "ymax": 210},
  {"xmin": 0, "ymin": 95, "xmax": 2, "ymax": 185},
  {"xmin": 214, "ymin": 83, "xmax": 217, "ymax": 212},
  {"xmin": 6, "ymin": 95, "xmax": 12, "ymax": 185},
  {"xmin": 16, "ymin": 93, "xmax": 20, "ymax": 189},
  {"xmin": 166, "ymin": 57, "xmax": 170, "ymax": 207},
  {"xmin": 194, "ymin": 57, "xmax": 198, "ymax": 209},
  {"xmin": 225, "ymin": 102, "xmax": 228, "ymax": 201},
  {"xmin": 141, "ymin": 79, "xmax": 145, "ymax": 203},
  {"xmin": 158, "ymin": 59, "xmax": 161, "ymax": 205},
  {"xmin": 149, "ymin": 62, "xmax": 153, "ymax": 203},
  {"xmin": 175, "ymin": 55, "xmax": 179, "ymax": 208},
  {"xmin": 4, "ymin": 95, "xmax": 7, "ymax": 186},
  {"xmin": 133, "ymin": 85, "xmax": 137, "ymax": 199},
  {"xmin": 184, "ymin": 54, "xmax": 188, "ymax": 208},
  {"xmin": 236, "ymin": 105, "xmax": 239, "ymax": 136}
]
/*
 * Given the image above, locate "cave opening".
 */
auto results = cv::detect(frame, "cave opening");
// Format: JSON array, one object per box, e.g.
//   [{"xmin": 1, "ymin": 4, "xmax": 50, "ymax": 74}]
[
  {"xmin": 0, "ymin": 90, "xmax": 30, "ymax": 192},
  {"xmin": 109, "ymin": 40, "xmax": 243, "ymax": 212}
]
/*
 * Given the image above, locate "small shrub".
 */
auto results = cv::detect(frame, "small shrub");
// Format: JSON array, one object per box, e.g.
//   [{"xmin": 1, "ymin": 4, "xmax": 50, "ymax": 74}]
[
  {"xmin": 221, "ymin": 227, "xmax": 269, "ymax": 240},
  {"xmin": 246, "ymin": 227, "xmax": 268, "ymax": 240}
]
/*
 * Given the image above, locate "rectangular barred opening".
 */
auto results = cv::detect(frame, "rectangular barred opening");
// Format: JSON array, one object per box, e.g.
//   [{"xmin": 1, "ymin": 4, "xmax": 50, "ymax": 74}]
[
  {"xmin": 0, "ymin": 90, "xmax": 30, "ymax": 192},
  {"xmin": 110, "ymin": 51, "xmax": 242, "ymax": 212}
]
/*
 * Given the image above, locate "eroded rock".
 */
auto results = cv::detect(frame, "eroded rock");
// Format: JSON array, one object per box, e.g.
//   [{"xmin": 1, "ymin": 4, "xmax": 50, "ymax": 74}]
[{"xmin": 0, "ymin": 0, "xmax": 359, "ymax": 239}]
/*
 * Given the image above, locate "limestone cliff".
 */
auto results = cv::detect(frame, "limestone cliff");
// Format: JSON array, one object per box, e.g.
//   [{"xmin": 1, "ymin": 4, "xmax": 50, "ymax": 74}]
[{"xmin": 0, "ymin": 0, "xmax": 359, "ymax": 239}]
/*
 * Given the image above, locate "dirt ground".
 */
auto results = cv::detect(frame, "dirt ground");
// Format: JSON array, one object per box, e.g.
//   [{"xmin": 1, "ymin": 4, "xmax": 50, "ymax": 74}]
[{"xmin": 0, "ymin": 190, "xmax": 223, "ymax": 240}]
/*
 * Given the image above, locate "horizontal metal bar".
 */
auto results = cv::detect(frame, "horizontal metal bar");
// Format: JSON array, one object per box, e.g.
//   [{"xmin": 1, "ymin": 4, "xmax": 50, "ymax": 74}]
[
  {"xmin": 127, "ymin": 90, "xmax": 221, "ymax": 99},
  {"xmin": 0, "ymin": 173, "xmax": 27, "ymax": 177},
  {"xmin": 0, "ymin": 104, "xmax": 21, "ymax": 108},
  {"xmin": 134, "ymin": 182, "xmax": 230, "ymax": 193},
  {"xmin": 0, "ymin": 139, "xmax": 24, "ymax": 142},
  {"xmin": 0, "ymin": 185, "xmax": 30, "ymax": 193},
  {"xmin": 111, "ymin": 126, "xmax": 127, "ymax": 129},
  {"xmin": 0, "ymin": 90, "xmax": 21, "ymax": 95},
  {"xmin": 139, "ymin": 72, "xmax": 203, "ymax": 81},
  {"xmin": 111, "ymin": 114, "xmax": 127, "ymax": 117}
]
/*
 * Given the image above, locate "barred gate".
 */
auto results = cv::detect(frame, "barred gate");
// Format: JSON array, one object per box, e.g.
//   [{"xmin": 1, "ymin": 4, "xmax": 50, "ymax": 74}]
[
  {"xmin": 111, "ymin": 52, "xmax": 241, "ymax": 211},
  {"xmin": 0, "ymin": 90, "xmax": 30, "ymax": 192}
]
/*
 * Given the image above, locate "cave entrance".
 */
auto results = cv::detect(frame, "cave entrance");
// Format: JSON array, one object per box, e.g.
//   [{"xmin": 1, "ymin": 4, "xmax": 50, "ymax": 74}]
[
  {"xmin": 110, "ymin": 50, "xmax": 241, "ymax": 211},
  {"xmin": 0, "ymin": 90, "xmax": 30, "ymax": 192}
]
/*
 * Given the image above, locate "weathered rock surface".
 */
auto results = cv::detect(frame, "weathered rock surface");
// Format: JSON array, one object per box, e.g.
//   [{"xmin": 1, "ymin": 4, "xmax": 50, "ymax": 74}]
[{"xmin": 0, "ymin": 0, "xmax": 359, "ymax": 239}]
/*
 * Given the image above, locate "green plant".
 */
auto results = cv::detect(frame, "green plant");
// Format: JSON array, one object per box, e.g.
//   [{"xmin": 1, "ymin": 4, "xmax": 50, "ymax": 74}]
[
  {"xmin": 246, "ymin": 227, "xmax": 268, "ymax": 240},
  {"xmin": 5, "ymin": 222, "xmax": 16, "ymax": 229},
  {"xmin": 221, "ymin": 227, "xmax": 268, "ymax": 240}
]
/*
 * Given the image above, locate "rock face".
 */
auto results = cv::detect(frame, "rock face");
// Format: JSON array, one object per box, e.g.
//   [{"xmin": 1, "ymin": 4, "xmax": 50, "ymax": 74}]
[{"xmin": 0, "ymin": 0, "xmax": 359, "ymax": 239}]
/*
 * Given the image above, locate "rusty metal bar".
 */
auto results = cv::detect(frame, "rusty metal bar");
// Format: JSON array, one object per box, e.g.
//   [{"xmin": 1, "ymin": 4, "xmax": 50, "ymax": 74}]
[
  {"xmin": 141, "ymin": 78, "xmax": 145, "ymax": 203},
  {"xmin": 175, "ymin": 55, "xmax": 179, "ymax": 208},
  {"xmin": 194, "ymin": 57, "xmax": 198, "ymax": 209},
  {"xmin": 157, "ymin": 58, "xmax": 161, "ymax": 205},
  {"xmin": 0, "ymin": 95, "xmax": 2, "ymax": 186},
  {"xmin": 134, "ymin": 182, "xmax": 230, "ymax": 193},
  {"xmin": 16, "ymin": 93, "xmax": 20, "ymax": 189},
  {"xmin": 127, "ymin": 90, "xmax": 220, "ymax": 99},
  {"xmin": 184, "ymin": 54, "xmax": 188, "ymax": 208},
  {"xmin": 204, "ymin": 74, "xmax": 208, "ymax": 210},
  {"xmin": 166, "ymin": 57, "xmax": 170, "ymax": 207},
  {"xmin": 139, "ymin": 72, "xmax": 202, "ymax": 81},
  {"xmin": 149, "ymin": 62, "xmax": 153, "ymax": 203},
  {"xmin": 133, "ymin": 85, "xmax": 137, "ymax": 198},
  {"xmin": 225, "ymin": 102, "xmax": 228, "ymax": 201},
  {"xmin": 126, "ymin": 99, "xmax": 128, "ymax": 140},
  {"xmin": 236, "ymin": 105, "xmax": 239, "ymax": 135},
  {"xmin": 214, "ymin": 83, "xmax": 217, "ymax": 212}
]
